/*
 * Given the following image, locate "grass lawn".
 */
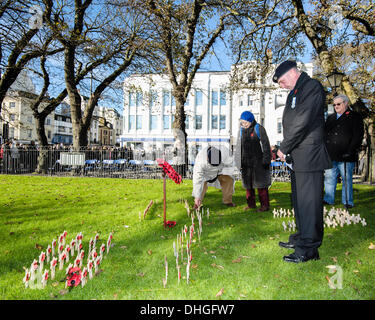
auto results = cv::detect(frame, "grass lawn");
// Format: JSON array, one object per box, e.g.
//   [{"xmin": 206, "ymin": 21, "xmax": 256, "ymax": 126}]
[{"xmin": 0, "ymin": 174, "xmax": 374, "ymax": 300}]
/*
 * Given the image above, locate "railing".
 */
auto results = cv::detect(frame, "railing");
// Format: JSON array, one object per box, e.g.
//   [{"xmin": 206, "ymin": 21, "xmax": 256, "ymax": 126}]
[
  {"xmin": 0, "ymin": 147, "xmax": 292, "ymax": 182},
  {"xmin": 0, "ymin": 147, "xmax": 195, "ymax": 179},
  {"xmin": 2, "ymin": 147, "xmax": 363, "ymax": 183}
]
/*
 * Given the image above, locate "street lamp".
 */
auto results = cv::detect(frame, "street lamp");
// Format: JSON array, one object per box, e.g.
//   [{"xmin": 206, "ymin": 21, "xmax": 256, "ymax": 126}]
[{"xmin": 327, "ymin": 68, "xmax": 345, "ymax": 96}]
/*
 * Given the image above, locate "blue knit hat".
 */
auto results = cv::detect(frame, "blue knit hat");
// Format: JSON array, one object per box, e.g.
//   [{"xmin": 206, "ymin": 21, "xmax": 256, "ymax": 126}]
[{"xmin": 240, "ymin": 111, "xmax": 254, "ymax": 123}]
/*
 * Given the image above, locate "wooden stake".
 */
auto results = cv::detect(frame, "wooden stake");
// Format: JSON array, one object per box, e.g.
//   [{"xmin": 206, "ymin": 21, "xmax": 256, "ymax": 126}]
[
  {"xmin": 163, "ymin": 172, "xmax": 166, "ymax": 228},
  {"xmin": 143, "ymin": 200, "xmax": 154, "ymax": 219}
]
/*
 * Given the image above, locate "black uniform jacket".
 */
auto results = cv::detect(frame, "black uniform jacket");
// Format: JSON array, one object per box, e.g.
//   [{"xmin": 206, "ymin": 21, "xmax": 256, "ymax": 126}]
[
  {"xmin": 279, "ymin": 72, "xmax": 332, "ymax": 172},
  {"xmin": 324, "ymin": 109, "xmax": 364, "ymax": 162}
]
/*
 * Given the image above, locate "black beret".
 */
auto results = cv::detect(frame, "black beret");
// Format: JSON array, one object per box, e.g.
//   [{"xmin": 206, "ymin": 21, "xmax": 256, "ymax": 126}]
[
  {"xmin": 272, "ymin": 60, "xmax": 297, "ymax": 83},
  {"xmin": 207, "ymin": 146, "xmax": 221, "ymax": 166}
]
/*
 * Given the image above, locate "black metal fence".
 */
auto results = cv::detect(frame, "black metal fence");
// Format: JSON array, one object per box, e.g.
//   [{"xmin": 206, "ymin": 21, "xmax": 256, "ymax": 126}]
[
  {"xmin": 1, "ymin": 146, "xmax": 364, "ymax": 183},
  {"xmin": 0, "ymin": 146, "xmax": 294, "ymax": 182},
  {"xmin": 0, "ymin": 146, "xmax": 194, "ymax": 179}
]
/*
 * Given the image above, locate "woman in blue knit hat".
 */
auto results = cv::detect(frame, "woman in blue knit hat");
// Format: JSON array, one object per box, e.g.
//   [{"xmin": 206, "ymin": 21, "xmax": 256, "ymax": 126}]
[{"xmin": 235, "ymin": 111, "xmax": 272, "ymax": 211}]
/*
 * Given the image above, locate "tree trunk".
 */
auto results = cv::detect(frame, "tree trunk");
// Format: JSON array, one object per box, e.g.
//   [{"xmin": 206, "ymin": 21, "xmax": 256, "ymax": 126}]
[
  {"xmin": 34, "ymin": 115, "xmax": 49, "ymax": 174},
  {"xmin": 367, "ymin": 121, "xmax": 375, "ymax": 184},
  {"xmin": 172, "ymin": 94, "xmax": 188, "ymax": 177}
]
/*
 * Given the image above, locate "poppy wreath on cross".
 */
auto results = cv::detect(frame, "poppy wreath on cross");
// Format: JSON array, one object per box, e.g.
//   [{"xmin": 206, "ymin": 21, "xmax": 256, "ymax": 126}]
[{"xmin": 156, "ymin": 159, "xmax": 182, "ymax": 184}]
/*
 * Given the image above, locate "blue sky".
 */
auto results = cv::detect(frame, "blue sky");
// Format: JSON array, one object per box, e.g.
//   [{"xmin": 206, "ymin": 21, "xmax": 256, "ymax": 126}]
[{"xmin": 201, "ymin": 36, "xmax": 314, "ymax": 72}]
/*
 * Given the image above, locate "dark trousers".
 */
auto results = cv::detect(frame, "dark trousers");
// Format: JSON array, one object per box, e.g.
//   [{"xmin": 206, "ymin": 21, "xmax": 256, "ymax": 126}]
[
  {"xmin": 246, "ymin": 188, "xmax": 269, "ymax": 208},
  {"xmin": 288, "ymin": 170, "xmax": 324, "ymax": 257}
]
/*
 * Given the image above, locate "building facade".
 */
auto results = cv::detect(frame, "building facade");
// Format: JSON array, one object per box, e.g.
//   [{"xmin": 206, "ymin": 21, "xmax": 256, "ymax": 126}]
[
  {"xmin": 119, "ymin": 62, "xmax": 314, "ymax": 161},
  {"xmin": 1, "ymin": 71, "xmax": 123, "ymax": 146}
]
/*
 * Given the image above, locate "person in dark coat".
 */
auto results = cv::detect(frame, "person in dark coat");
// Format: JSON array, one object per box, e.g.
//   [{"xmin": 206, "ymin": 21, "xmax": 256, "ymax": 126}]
[
  {"xmin": 323, "ymin": 94, "xmax": 364, "ymax": 208},
  {"xmin": 235, "ymin": 111, "xmax": 271, "ymax": 212},
  {"xmin": 273, "ymin": 60, "xmax": 332, "ymax": 263}
]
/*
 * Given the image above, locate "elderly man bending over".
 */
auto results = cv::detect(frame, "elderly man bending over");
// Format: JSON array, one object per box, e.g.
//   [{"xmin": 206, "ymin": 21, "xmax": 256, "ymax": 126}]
[{"xmin": 192, "ymin": 145, "xmax": 236, "ymax": 209}]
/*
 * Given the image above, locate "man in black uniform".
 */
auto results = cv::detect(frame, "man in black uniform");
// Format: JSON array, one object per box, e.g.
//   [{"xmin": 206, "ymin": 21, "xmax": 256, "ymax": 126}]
[
  {"xmin": 273, "ymin": 60, "xmax": 332, "ymax": 263},
  {"xmin": 323, "ymin": 94, "xmax": 364, "ymax": 208}
]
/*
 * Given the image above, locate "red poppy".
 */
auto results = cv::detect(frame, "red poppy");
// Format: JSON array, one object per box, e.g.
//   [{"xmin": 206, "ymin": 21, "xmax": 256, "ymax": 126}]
[
  {"xmin": 66, "ymin": 267, "xmax": 82, "ymax": 287},
  {"xmin": 156, "ymin": 159, "xmax": 182, "ymax": 184},
  {"xmin": 165, "ymin": 220, "xmax": 176, "ymax": 228}
]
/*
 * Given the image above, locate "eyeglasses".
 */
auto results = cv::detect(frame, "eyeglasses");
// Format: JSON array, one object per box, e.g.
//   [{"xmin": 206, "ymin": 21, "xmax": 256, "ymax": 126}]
[{"xmin": 333, "ymin": 102, "xmax": 343, "ymax": 106}]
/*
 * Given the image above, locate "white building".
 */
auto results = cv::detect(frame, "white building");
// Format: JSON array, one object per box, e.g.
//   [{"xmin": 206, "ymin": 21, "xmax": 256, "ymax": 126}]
[
  {"xmin": 1, "ymin": 70, "xmax": 55, "ymax": 144},
  {"xmin": 119, "ymin": 62, "xmax": 314, "ymax": 161}
]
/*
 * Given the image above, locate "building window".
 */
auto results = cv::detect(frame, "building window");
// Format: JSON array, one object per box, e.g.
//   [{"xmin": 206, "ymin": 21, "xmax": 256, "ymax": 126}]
[
  {"xmin": 136, "ymin": 115, "xmax": 143, "ymax": 129},
  {"xmin": 28, "ymin": 129, "xmax": 32, "ymax": 138},
  {"xmin": 195, "ymin": 90, "xmax": 203, "ymax": 106},
  {"xmin": 185, "ymin": 95, "xmax": 190, "ymax": 106},
  {"xmin": 150, "ymin": 115, "xmax": 158, "ymax": 130},
  {"xmin": 129, "ymin": 115, "xmax": 135, "ymax": 130},
  {"xmin": 129, "ymin": 92, "xmax": 135, "ymax": 107},
  {"xmin": 220, "ymin": 91, "xmax": 226, "ymax": 106},
  {"xmin": 212, "ymin": 90, "xmax": 218, "ymax": 106},
  {"xmin": 163, "ymin": 115, "xmax": 170, "ymax": 130},
  {"xmin": 185, "ymin": 117, "xmax": 189, "ymax": 130},
  {"xmin": 27, "ymin": 116, "xmax": 33, "ymax": 123},
  {"xmin": 247, "ymin": 73, "xmax": 256, "ymax": 84},
  {"xmin": 150, "ymin": 90, "xmax": 157, "ymax": 108},
  {"xmin": 136, "ymin": 92, "xmax": 143, "ymax": 107},
  {"xmin": 46, "ymin": 118, "xmax": 51, "ymax": 125},
  {"xmin": 10, "ymin": 114, "xmax": 16, "ymax": 121},
  {"xmin": 171, "ymin": 94, "xmax": 176, "ymax": 107},
  {"xmin": 47, "ymin": 131, "xmax": 51, "ymax": 139},
  {"xmin": 58, "ymin": 126, "xmax": 65, "ymax": 133},
  {"xmin": 220, "ymin": 115, "xmax": 226, "ymax": 130},
  {"xmin": 9, "ymin": 102, "xmax": 16, "ymax": 108},
  {"xmin": 211, "ymin": 115, "xmax": 218, "ymax": 129},
  {"xmin": 277, "ymin": 118, "xmax": 282, "ymax": 134},
  {"xmin": 163, "ymin": 90, "xmax": 170, "ymax": 107},
  {"xmin": 247, "ymin": 95, "xmax": 253, "ymax": 106},
  {"xmin": 129, "ymin": 91, "xmax": 143, "ymax": 107},
  {"xmin": 195, "ymin": 115, "xmax": 202, "ymax": 130}
]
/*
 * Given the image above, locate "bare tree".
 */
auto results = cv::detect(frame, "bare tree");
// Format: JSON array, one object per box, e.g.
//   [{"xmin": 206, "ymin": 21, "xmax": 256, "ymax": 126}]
[
  {"xmin": 0, "ymin": 1, "xmax": 59, "ymax": 113},
  {"xmin": 42, "ymin": 0, "xmax": 151, "ymax": 150}
]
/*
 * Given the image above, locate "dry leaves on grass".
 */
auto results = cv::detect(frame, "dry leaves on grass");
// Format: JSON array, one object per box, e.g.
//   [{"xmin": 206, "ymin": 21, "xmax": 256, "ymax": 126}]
[
  {"xmin": 232, "ymin": 257, "xmax": 242, "ymax": 263},
  {"xmin": 211, "ymin": 263, "xmax": 224, "ymax": 270},
  {"xmin": 368, "ymin": 243, "xmax": 375, "ymax": 250},
  {"xmin": 216, "ymin": 288, "xmax": 224, "ymax": 297}
]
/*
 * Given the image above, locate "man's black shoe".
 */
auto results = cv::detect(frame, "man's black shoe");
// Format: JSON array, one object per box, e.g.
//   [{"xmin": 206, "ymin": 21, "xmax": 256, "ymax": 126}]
[
  {"xmin": 283, "ymin": 252, "xmax": 320, "ymax": 263},
  {"xmin": 279, "ymin": 241, "xmax": 295, "ymax": 249}
]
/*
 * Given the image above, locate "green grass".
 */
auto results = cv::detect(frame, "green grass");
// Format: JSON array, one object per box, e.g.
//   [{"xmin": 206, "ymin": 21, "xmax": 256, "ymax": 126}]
[{"xmin": 0, "ymin": 175, "xmax": 374, "ymax": 300}]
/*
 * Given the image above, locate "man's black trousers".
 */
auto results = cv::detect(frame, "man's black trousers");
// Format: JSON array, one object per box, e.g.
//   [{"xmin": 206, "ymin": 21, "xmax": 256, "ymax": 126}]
[{"xmin": 289, "ymin": 170, "xmax": 324, "ymax": 257}]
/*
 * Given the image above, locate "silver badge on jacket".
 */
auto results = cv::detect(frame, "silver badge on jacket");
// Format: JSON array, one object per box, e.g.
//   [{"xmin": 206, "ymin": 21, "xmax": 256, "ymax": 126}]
[{"xmin": 291, "ymin": 96, "xmax": 296, "ymax": 109}]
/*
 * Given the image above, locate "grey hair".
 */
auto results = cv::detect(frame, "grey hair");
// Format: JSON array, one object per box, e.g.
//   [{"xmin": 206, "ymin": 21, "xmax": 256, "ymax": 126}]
[{"xmin": 334, "ymin": 94, "xmax": 350, "ymax": 105}]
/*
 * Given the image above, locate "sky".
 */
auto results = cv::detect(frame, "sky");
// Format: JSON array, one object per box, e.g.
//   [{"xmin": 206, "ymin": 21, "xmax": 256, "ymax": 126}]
[{"xmin": 201, "ymin": 35, "xmax": 314, "ymax": 73}]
